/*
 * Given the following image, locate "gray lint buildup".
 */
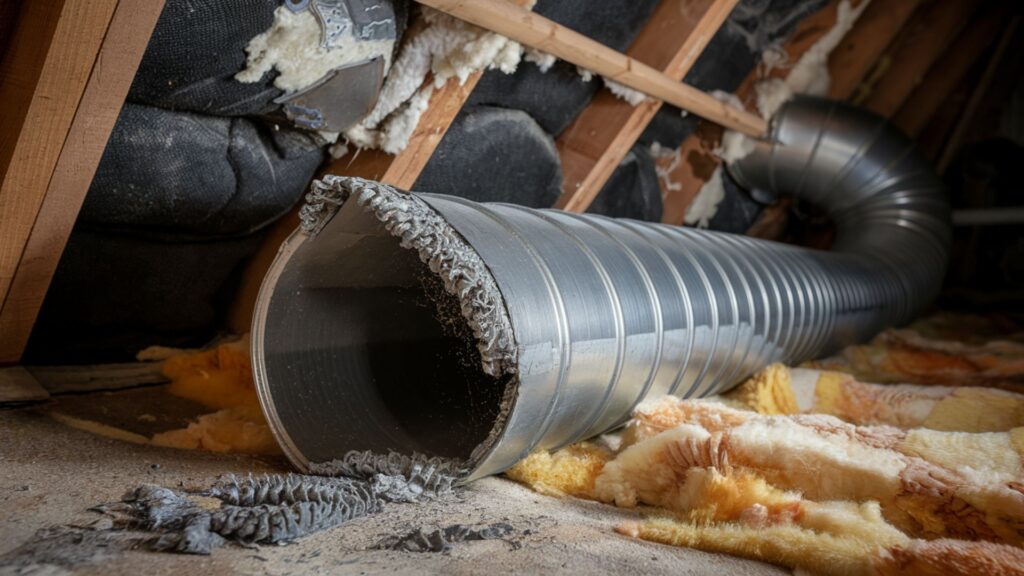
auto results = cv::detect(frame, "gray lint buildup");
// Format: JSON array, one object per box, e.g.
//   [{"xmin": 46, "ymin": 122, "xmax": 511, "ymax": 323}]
[
  {"xmin": 0, "ymin": 452, "xmax": 466, "ymax": 561},
  {"xmin": 4, "ymin": 181, "xmax": 524, "ymax": 558},
  {"xmin": 299, "ymin": 176, "xmax": 518, "ymax": 379}
]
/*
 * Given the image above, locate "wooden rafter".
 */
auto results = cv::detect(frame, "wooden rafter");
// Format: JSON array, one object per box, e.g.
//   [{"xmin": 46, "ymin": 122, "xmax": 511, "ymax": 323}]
[
  {"xmin": 0, "ymin": 0, "xmax": 166, "ymax": 364},
  {"xmin": 936, "ymin": 15, "xmax": 1021, "ymax": 172},
  {"xmin": 858, "ymin": 0, "xmax": 977, "ymax": 117},
  {"xmin": 553, "ymin": 0, "xmax": 738, "ymax": 213},
  {"xmin": 658, "ymin": 0, "xmax": 867, "ymax": 226},
  {"xmin": 894, "ymin": 4, "xmax": 1010, "ymax": 138},
  {"xmin": 826, "ymin": 0, "xmax": 925, "ymax": 101}
]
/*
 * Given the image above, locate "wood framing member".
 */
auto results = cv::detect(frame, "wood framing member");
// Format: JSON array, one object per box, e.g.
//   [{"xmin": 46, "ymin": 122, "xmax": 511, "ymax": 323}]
[
  {"xmin": 553, "ymin": 0, "xmax": 738, "ymax": 213},
  {"xmin": 420, "ymin": 0, "xmax": 767, "ymax": 137},
  {"xmin": 826, "ymin": 0, "xmax": 925, "ymax": 101},
  {"xmin": 0, "ymin": 0, "xmax": 166, "ymax": 364},
  {"xmin": 936, "ymin": 16, "xmax": 1021, "ymax": 172},
  {"xmin": 658, "ymin": 0, "xmax": 861, "ymax": 226},
  {"xmin": 859, "ymin": 0, "xmax": 977, "ymax": 117},
  {"xmin": 894, "ymin": 5, "xmax": 1008, "ymax": 138}
]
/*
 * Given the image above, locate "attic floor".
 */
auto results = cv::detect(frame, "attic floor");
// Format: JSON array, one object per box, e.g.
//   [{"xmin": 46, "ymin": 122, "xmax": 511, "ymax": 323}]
[{"xmin": 0, "ymin": 405, "xmax": 784, "ymax": 575}]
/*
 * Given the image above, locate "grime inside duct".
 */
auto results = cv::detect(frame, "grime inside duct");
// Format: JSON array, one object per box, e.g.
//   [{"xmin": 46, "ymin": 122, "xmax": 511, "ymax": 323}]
[{"xmin": 256, "ymin": 190, "xmax": 513, "ymax": 469}]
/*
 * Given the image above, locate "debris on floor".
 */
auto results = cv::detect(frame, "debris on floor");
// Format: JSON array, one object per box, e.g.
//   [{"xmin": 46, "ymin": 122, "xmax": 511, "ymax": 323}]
[
  {"xmin": 86, "ymin": 451, "xmax": 461, "ymax": 555},
  {"xmin": 9, "ymin": 313, "xmax": 1024, "ymax": 575},
  {"xmin": 373, "ymin": 522, "xmax": 519, "ymax": 553}
]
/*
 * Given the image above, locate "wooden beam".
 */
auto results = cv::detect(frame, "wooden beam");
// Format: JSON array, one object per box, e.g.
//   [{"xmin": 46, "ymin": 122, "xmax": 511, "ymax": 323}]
[
  {"xmin": 553, "ymin": 0, "xmax": 738, "ymax": 213},
  {"xmin": 826, "ymin": 0, "xmax": 925, "ymax": 101},
  {"xmin": 418, "ymin": 0, "xmax": 767, "ymax": 137},
  {"xmin": 0, "ymin": 0, "xmax": 119, "ymax": 308},
  {"xmin": 894, "ymin": 6, "xmax": 1007, "ymax": 138},
  {"xmin": 859, "ymin": 0, "xmax": 978, "ymax": 117},
  {"xmin": 659, "ymin": 0, "xmax": 859, "ymax": 225},
  {"xmin": 27, "ymin": 361, "xmax": 168, "ymax": 395},
  {"xmin": 0, "ymin": 0, "xmax": 165, "ymax": 364},
  {"xmin": 0, "ymin": 366, "xmax": 49, "ymax": 404},
  {"xmin": 936, "ymin": 16, "xmax": 1021, "ymax": 172}
]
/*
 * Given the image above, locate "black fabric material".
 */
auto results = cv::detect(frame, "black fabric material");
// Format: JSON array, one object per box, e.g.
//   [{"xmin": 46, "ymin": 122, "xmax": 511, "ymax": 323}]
[
  {"xmin": 127, "ymin": 0, "xmax": 283, "ymax": 116},
  {"xmin": 639, "ymin": 107, "xmax": 702, "ymax": 150},
  {"xmin": 24, "ymin": 230, "xmax": 264, "ymax": 364},
  {"xmin": 415, "ymin": 106, "xmax": 562, "ymax": 207},
  {"xmin": 128, "ymin": 0, "xmax": 407, "ymax": 116},
  {"xmin": 468, "ymin": 61, "xmax": 600, "ymax": 137},
  {"xmin": 80, "ymin": 103, "xmax": 323, "ymax": 237},
  {"xmin": 587, "ymin": 144, "xmax": 662, "ymax": 222},
  {"xmin": 468, "ymin": 0, "xmax": 661, "ymax": 137},
  {"xmin": 707, "ymin": 169, "xmax": 762, "ymax": 233},
  {"xmin": 534, "ymin": 0, "xmax": 661, "ymax": 52}
]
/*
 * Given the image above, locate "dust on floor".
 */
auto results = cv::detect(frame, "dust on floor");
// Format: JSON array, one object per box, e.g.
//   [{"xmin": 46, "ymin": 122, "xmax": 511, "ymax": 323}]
[{"xmin": 0, "ymin": 408, "xmax": 784, "ymax": 575}]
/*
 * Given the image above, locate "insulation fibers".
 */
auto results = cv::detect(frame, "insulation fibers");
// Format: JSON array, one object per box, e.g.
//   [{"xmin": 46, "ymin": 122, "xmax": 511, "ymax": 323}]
[
  {"xmin": 509, "ymin": 397, "xmax": 1024, "ymax": 574},
  {"xmin": 524, "ymin": 48, "xmax": 557, "ymax": 73},
  {"xmin": 337, "ymin": 2, "xmax": 656, "ymax": 155},
  {"xmin": 603, "ymin": 79, "xmax": 650, "ymax": 106},
  {"xmin": 236, "ymin": 6, "xmax": 395, "ymax": 93},
  {"xmin": 728, "ymin": 363, "xmax": 1024, "ymax": 433},
  {"xmin": 753, "ymin": 0, "xmax": 872, "ymax": 119},
  {"xmin": 148, "ymin": 336, "xmax": 281, "ymax": 455},
  {"xmin": 685, "ymin": 1, "xmax": 871, "ymax": 229},
  {"xmin": 684, "ymin": 91, "xmax": 749, "ymax": 228},
  {"xmin": 649, "ymin": 142, "xmax": 683, "ymax": 195},
  {"xmin": 506, "ymin": 319, "xmax": 1024, "ymax": 575},
  {"xmin": 684, "ymin": 167, "xmax": 726, "ymax": 228},
  {"xmin": 340, "ymin": 4, "xmax": 537, "ymax": 155}
]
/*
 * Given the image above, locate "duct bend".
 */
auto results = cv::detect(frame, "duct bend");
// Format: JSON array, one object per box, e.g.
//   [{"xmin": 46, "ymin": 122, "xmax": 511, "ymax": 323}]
[{"xmin": 252, "ymin": 96, "xmax": 950, "ymax": 481}]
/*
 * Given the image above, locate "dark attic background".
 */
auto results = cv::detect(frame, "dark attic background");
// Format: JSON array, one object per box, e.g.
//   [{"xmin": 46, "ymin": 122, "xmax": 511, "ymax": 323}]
[{"xmin": 22, "ymin": 0, "xmax": 1024, "ymax": 364}]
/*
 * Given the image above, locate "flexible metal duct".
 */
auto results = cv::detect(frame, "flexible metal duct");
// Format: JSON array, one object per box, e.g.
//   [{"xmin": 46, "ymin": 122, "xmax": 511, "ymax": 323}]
[{"xmin": 252, "ymin": 96, "xmax": 950, "ymax": 481}]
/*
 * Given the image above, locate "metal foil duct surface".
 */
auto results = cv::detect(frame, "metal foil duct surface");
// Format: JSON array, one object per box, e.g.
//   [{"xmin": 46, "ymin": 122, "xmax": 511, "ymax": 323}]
[{"xmin": 252, "ymin": 97, "xmax": 950, "ymax": 481}]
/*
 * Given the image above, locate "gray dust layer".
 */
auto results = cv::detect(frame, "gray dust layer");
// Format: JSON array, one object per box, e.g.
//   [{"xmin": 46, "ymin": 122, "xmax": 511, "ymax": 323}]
[
  {"xmin": 1, "ymin": 451, "xmax": 464, "ymax": 569},
  {"xmin": 374, "ymin": 523, "xmax": 519, "ymax": 553}
]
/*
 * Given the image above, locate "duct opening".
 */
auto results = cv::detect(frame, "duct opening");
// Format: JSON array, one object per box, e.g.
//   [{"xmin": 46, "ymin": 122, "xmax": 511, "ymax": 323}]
[{"xmin": 254, "ymin": 189, "xmax": 515, "ymax": 471}]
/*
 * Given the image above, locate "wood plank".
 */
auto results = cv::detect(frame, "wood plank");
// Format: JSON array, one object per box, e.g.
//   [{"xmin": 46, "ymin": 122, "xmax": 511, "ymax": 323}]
[
  {"xmin": 859, "ymin": 0, "xmax": 978, "ymax": 117},
  {"xmin": 826, "ymin": 0, "xmax": 925, "ymax": 101},
  {"xmin": 0, "ymin": 0, "xmax": 167, "ymax": 364},
  {"xmin": 659, "ymin": 0, "xmax": 857, "ymax": 225},
  {"xmin": 936, "ymin": 16, "xmax": 1021, "ymax": 172},
  {"xmin": 0, "ymin": 366, "xmax": 49, "ymax": 404},
  {"xmin": 554, "ymin": 0, "xmax": 738, "ymax": 213},
  {"xmin": 894, "ymin": 6, "xmax": 1007, "ymax": 137},
  {"xmin": 0, "ymin": 0, "xmax": 119, "ymax": 337},
  {"xmin": 27, "ymin": 362, "xmax": 168, "ymax": 395},
  {"xmin": 419, "ymin": 0, "xmax": 767, "ymax": 137}
]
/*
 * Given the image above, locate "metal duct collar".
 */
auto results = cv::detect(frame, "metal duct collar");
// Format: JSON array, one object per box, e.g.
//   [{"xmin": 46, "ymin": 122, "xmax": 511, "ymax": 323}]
[{"xmin": 252, "ymin": 97, "xmax": 951, "ymax": 481}]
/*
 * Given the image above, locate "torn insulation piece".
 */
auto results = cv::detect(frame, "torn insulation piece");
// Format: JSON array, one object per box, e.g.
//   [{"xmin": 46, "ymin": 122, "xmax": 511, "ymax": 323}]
[{"xmin": 236, "ymin": 6, "xmax": 395, "ymax": 94}]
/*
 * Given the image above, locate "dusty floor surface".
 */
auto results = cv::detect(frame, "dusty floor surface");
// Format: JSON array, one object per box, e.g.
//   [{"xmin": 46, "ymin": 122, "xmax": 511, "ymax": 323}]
[{"xmin": 0, "ymin": 407, "xmax": 786, "ymax": 575}]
